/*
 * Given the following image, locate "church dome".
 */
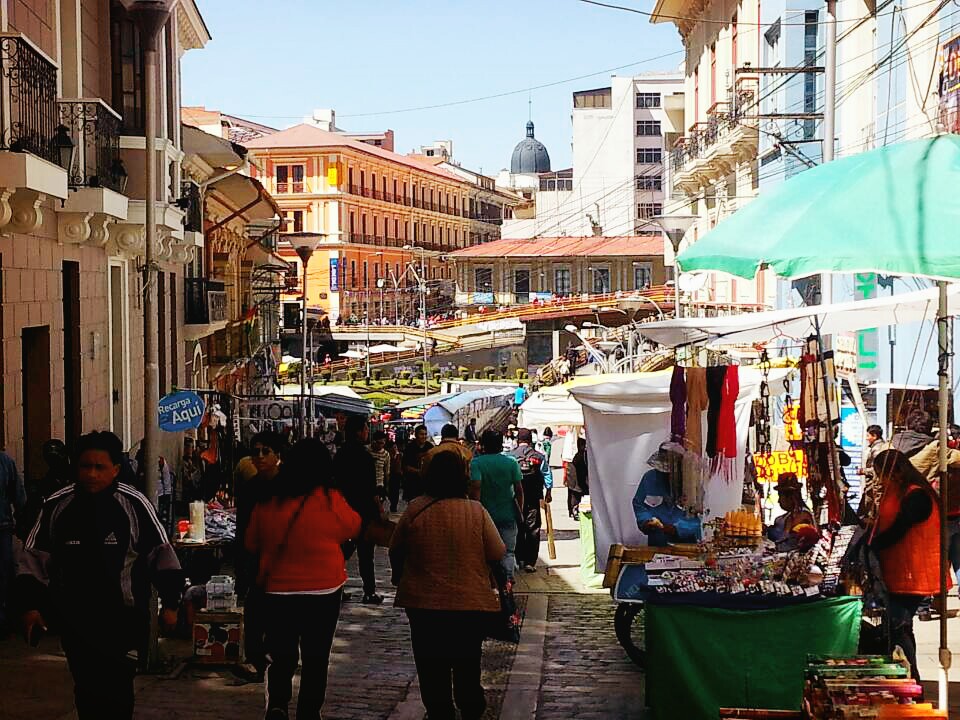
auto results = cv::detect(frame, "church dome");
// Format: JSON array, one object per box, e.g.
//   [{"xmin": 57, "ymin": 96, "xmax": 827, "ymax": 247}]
[{"xmin": 510, "ymin": 121, "xmax": 551, "ymax": 174}]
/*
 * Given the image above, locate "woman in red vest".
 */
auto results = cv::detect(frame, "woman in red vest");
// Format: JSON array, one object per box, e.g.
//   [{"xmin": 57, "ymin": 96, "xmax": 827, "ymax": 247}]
[{"xmin": 870, "ymin": 449, "xmax": 948, "ymax": 685}]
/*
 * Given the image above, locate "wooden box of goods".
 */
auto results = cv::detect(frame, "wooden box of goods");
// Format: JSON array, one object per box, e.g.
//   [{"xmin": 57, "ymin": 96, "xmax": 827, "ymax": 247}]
[{"xmin": 193, "ymin": 610, "xmax": 244, "ymax": 664}]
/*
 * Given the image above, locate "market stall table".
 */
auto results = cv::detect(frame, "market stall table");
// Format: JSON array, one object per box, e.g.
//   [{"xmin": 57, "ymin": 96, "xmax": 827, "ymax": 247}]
[{"xmin": 645, "ymin": 595, "xmax": 862, "ymax": 720}]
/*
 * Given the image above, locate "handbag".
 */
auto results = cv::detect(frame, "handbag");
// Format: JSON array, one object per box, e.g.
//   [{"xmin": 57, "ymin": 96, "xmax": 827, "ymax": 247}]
[{"xmin": 485, "ymin": 572, "xmax": 523, "ymax": 644}]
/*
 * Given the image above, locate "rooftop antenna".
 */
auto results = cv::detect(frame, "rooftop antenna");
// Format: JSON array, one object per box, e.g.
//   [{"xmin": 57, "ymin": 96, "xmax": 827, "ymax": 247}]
[{"xmin": 528, "ymin": 91, "xmax": 532, "ymax": 122}]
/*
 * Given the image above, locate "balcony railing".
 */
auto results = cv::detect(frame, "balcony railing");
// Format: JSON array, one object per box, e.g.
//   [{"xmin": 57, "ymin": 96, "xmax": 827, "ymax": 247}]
[
  {"xmin": 275, "ymin": 181, "xmax": 305, "ymax": 194},
  {"xmin": 180, "ymin": 181, "xmax": 202, "ymax": 232},
  {"xmin": 670, "ymin": 80, "xmax": 758, "ymax": 176},
  {"xmin": 185, "ymin": 278, "xmax": 226, "ymax": 324},
  {"xmin": 57, "ymin": 98, "xmax": 124, "ymax": 191},
  {"xmin": 0, "ymin": 34, "xmax": 59, "ymax": 164}
]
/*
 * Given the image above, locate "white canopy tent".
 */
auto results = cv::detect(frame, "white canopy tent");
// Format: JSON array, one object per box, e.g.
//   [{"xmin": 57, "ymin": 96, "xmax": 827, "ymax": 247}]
[
  {"xmin": 570, "ymin": 368, "xmax": 792, "ymax": 570},
  {"xmin": 517, "ymin": 386, "xmax": 584, "ymax": 429},
  {"xmin": 637, "ymin": 285, "xmax": 960, "ymax": 348}
]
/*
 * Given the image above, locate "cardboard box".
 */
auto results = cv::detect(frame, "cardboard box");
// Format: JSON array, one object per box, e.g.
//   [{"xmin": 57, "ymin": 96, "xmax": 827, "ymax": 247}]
[{"xmin": 193, "ymin": 610, "xmax": 243, "ymax": 664}]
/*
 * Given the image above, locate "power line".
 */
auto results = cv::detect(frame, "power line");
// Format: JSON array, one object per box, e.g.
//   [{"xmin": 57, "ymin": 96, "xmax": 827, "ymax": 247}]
[
  {"xmin": 577, "ymin": 0, "xmax": 951, "ymax": 26},
  {"xmin": 226, "ymin": 49, "xmax": 685, "ymax": 121}
]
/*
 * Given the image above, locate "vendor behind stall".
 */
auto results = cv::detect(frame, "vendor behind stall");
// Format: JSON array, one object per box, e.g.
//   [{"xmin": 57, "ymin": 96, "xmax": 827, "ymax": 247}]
[
  {"xmin": 632, "ymin": 445, "xmax": 701, "ymax": 546},
  {"xmin": 767, "ymin": 473, "xmax": 816, "ymax": 549}
]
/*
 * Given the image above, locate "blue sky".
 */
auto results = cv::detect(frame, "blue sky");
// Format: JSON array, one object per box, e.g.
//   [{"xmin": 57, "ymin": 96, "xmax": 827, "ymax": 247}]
[{"xmin": 181, "ymin": 0, "xmax": 682, "ymax": 174}]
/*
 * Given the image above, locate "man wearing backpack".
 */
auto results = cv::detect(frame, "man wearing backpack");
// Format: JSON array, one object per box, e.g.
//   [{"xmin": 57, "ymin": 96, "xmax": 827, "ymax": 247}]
[{"xmin": 510, "ymin": 428, "xmax": 552, "ymax": 573}]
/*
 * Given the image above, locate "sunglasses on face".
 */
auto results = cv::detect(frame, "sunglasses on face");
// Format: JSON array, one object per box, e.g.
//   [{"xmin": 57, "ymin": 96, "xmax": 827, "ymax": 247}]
[{"xmin": 251, "ymin": 447, "xmax": 274, "ymax": 457}]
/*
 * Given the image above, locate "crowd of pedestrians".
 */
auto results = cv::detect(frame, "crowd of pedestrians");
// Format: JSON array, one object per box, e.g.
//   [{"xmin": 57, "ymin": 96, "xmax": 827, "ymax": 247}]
[{"xmin": 0, "ymin": 416, "xmax": 557, "ymax": 720}]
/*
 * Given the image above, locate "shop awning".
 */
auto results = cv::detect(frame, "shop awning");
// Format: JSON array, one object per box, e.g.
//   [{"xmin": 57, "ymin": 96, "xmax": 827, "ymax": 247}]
[
  {"xmin": 182, "ymin": 123, "xmax": 246, "ymax": 168},
  {"xmin": 209, "ymin": 173, "xmax": 280, "ymax": 222},
  {"xmin": 638, "ymin": 285, "xmax": 960, "ymax": 348}
]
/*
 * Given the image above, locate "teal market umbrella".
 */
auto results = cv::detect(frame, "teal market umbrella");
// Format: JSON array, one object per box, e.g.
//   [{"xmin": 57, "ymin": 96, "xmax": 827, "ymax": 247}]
[
  {"xmin": 678, "ymin": 134, "xmax": 960, "ymax": 281},
  {"xmin": 677, "ymin": 134, "xmax": 959, "ymax": 704}
]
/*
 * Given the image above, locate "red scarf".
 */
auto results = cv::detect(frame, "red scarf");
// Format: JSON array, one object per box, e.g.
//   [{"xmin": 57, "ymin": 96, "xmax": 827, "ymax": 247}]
[{"xmin": 717, "ymin": 365, "xmax": 739, "ymax": 460}]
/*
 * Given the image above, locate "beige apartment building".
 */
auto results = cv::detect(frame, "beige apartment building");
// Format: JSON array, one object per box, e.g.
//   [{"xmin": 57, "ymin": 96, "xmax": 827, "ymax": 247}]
[
  {"xmin": 0, "ymin": 0, "xmax": 209, "ymax": 480},
  {"xmin": 652, "ymin": 0, "xmax": 776, "ymax": 309}
]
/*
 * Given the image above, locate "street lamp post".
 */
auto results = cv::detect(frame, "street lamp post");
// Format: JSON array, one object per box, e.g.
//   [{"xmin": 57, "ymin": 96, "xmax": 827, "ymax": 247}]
[
  {"xmin": 651, "ymin": 214, "xmax": 698, "ymax": 318},
  {"xmin": 404, "ymin": 245, "xmax": 429, "ymax": 398},
  {"xmin": 287, "ymin": 232, "xmax": 322, "ymax": 437},
  {"xmin": 364, "ymin": 290, "xmax": 371, "ymax": 381},
  {"xmin": 377, "ymin": 278, "xmax": 386, "ymax": 323},
  {"xmin": 123, "ymin": 0, "xmax": 175, "ymax": 508}
]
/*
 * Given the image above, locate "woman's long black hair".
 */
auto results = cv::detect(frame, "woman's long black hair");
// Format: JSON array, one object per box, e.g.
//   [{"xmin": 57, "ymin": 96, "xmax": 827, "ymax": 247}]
[{"xmin": 268, "ymin": 438, "xmax": 335, "ymax": 499}]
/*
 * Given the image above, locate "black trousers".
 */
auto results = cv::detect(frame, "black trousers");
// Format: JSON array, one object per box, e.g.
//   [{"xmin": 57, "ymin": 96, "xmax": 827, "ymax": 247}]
[
  {"xmin": 244, "ymin": 589, "xmax": 268, "ymax": 672},
  {"xmin": 264, "ymin": 591, "xmax": 343, "ymax": 719},
  {"xmin": 61, "ymin": 629, "xmax": 137, "ymax": 720},
  {"xmin": 515, "ymin": 501, "xmax": 542, "ymax": 568},
  {"xmin": 567, "ymin": 489, "xmax": 583, "ymax": 517},
  {"xmin": 388, "ymin": 475, "xmax": 402, "ymax": 512},
  {"xmin": 406, "ymin": 609, "xmax": 487, "ymax": 720},
  {"xmin": 887, "ymin": 593, "xmax": 924, "ymax": 684},
  {"xmin": 343, "ymin": 538, "xmax": 377, "ymax": 595}
]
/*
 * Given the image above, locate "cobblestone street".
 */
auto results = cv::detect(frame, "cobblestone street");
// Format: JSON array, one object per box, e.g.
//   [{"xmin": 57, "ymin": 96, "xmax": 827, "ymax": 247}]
[{"xmin": 0, "ymin": 490, "xmax": 640, "ymax": 720}]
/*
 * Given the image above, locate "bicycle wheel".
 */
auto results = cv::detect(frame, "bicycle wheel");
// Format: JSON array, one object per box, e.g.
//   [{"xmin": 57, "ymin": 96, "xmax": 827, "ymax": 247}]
[{"xmin": 614, "ymin": 602, "xmax": 645, "ymax": 667}]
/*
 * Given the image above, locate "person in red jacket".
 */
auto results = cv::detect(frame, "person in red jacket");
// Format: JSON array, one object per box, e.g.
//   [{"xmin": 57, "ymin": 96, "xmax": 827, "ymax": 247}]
[
  {"xmin": 246, "ymin": 438, "xmax": 361, "ymax": 720},
  {"xmin": 870, "ymin": 449, "xmax": 949, "ymax": 685}
]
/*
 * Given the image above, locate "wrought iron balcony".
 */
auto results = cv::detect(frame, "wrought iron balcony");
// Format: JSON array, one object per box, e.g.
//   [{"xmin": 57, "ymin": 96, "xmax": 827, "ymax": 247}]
[
  {"xmin": 670, "ymin": 79, "xmax": 759, "ymax": 190},
  {"xmin": 57, "ymin": 98, "xmax": 125, "ymax": 192},
  {"xmin": 179, "ymin": 181, "xmax": 202, "ymax": 232},
  {"xmin": 185, "ymin": 278, "xmax": 227, "ymax": 325},
  {"xmin": 0, "ymin": 34, "xmax": 59, "ymax": 164}
]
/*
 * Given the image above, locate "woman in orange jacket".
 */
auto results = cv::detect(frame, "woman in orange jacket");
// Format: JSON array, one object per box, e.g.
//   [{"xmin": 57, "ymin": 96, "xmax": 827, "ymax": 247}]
[
  {"xmin": 246, "ymin": 438, "xmax": 361, "ymax": 720},
  {"xmin": 870, "ymin": 449, "xmax": 948, "ymax": 685}
]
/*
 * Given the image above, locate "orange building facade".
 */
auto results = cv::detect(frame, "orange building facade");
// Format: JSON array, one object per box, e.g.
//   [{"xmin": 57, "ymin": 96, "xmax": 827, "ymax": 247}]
[{"xmin": 245, "ymin": 124, "xmax": 510, "ymax": 323}]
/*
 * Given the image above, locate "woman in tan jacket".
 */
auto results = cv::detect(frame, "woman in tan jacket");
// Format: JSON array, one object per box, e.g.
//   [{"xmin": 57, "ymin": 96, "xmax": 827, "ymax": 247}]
[{"xmin": 389, "ymin": 451, "xmax": 505, "ymax": 720}]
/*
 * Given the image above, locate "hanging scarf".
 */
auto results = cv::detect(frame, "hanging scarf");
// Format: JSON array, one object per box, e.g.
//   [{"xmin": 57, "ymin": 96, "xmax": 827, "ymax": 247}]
[
  {"xmin": 685, "ymin": 367, "xmax": 708, "ymax": 455},
  {"xmin": 717, "ymin": 365, "xmax": 739, "ymax": 459},
  {"xmin": 705, "ymin": 366, "xmax": 727, "ymax": 458},
  {"xmin": 670, "ymin": 365, "xmax": 687, "ymax": 442}
]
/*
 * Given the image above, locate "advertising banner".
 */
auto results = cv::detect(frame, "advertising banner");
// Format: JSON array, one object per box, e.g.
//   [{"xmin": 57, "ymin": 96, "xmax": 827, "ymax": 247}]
[{"xmin": 158, "ymin": 391, "xmax": 205, "ymax": 432}]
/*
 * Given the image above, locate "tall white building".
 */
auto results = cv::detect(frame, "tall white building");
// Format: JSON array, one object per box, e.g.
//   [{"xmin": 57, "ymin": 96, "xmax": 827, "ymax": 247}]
[{"xmin": 500, "ymin": 73, "xmax": 684, "ymax": 240}]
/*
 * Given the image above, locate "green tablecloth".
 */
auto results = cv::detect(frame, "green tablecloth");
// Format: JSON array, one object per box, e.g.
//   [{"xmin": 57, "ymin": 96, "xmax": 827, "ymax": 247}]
[
  {"xmin": 577, "ymin": 511, "xmax": 605, "ymax": 589},
  {"xmin": 645, "ymin": 596, "xmax": 862, "ymax": 720}
]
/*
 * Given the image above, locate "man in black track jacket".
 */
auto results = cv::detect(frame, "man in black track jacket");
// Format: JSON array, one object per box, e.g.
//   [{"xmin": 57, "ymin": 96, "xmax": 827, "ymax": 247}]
[{"xmin": 17, "ymin": 431, "xmax": 183, "ymax": 720}]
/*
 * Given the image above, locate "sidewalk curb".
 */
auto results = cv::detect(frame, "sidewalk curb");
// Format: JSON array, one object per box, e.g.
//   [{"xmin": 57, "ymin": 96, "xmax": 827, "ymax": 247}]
[
  {"xmin": 387, "ymin": 677, "xmax": 423, "ymax": 720},
  {"xmin": 500, "ymin": 594, "xmax": 548, "ymax": 720}
]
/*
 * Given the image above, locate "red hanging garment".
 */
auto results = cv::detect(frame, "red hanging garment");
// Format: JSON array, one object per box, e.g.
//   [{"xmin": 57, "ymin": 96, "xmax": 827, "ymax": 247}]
[{"xmin": 717, "ymin": 365, "xmax": 739, "ymax": 460}]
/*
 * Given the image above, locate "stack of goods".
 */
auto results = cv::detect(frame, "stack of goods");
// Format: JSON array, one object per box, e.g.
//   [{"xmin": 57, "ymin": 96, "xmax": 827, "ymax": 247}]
[
  {"xmin": 721, "ymin": 510, "xmax": 764, "ymax": 539},
  {"xmin": 205, "ymin": 575, "xmax": 236, "ymax": 611},
  {"xmin": 203, "ymin": 501, "xmax": 237, "ymax": 543},
  {"xmin": 803, "ymin": 656, "xmax": 943, "ymax": 718}
]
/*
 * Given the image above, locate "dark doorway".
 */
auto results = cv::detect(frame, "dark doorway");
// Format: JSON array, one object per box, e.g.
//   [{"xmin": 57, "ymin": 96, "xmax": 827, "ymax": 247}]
[
  {"xmin": 22, "ymin": 326, "xmax": 52, "ymax": 483},
  {"xmin": 62, "ymin": 262, "xmax": 81, "ymax": 446},
  {"xmin": 514, "ymin": 269, "xmax": 530, "ymax": 304}
]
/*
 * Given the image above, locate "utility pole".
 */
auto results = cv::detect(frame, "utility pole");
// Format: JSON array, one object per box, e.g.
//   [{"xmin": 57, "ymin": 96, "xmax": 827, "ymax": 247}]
[{"xmin": 820, "ymin": 0, "xmax": 838, "ymax": 304}]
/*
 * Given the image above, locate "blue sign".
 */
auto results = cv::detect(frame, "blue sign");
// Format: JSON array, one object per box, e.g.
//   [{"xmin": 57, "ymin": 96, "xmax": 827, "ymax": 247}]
[
  {"xmin": 330, "ymin": 258, "xmax": 339, "ymax": 291},
  {"xmin": 158, "ymin": 391, "xmax": 206, "ymax": 432},
  {"xmin": 473, "ymin": 292, "xmax": 494, "ymax": 305}
]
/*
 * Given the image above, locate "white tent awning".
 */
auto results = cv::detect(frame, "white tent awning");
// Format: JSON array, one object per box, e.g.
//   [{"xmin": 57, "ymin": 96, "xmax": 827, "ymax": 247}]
[{"xmin": 638, "ymin": 285, "xmax": 960, "ymax": 348}]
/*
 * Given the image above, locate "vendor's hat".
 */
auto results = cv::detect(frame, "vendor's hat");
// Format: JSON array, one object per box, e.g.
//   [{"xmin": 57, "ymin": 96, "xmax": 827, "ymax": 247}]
[{"xmin": 774, "ymin": 473, "xmax": 802, "ymax": 493}]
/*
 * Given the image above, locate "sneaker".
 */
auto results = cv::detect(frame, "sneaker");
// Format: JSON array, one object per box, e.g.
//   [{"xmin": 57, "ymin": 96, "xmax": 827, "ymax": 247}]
[
  {"xmin": 264, "ymin": 708, "xmax": 289, "ymax": 720},
  {"xmin": 362, "ymin": 593, "xmax": 384, "ymax": 605},
  {"xmin": 523, "ymin": 564, "xmax": 537, "ymax": 573}
]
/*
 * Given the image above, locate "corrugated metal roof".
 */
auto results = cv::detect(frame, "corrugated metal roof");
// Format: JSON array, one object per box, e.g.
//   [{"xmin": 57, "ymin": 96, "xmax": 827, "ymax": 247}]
[{"xmin": 450, "ymin": 235, "xmax": 664, "ymax": 258}]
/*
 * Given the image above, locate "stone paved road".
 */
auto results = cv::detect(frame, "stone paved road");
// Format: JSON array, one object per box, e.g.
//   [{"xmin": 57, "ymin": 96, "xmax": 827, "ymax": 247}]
[
  {"xmin": 537, "ymin": 594, "xmax": 645, "ymax": 720},
  {"xmin": 0, "ymin": 490, "xmax": 643, "ymax": 720}
]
